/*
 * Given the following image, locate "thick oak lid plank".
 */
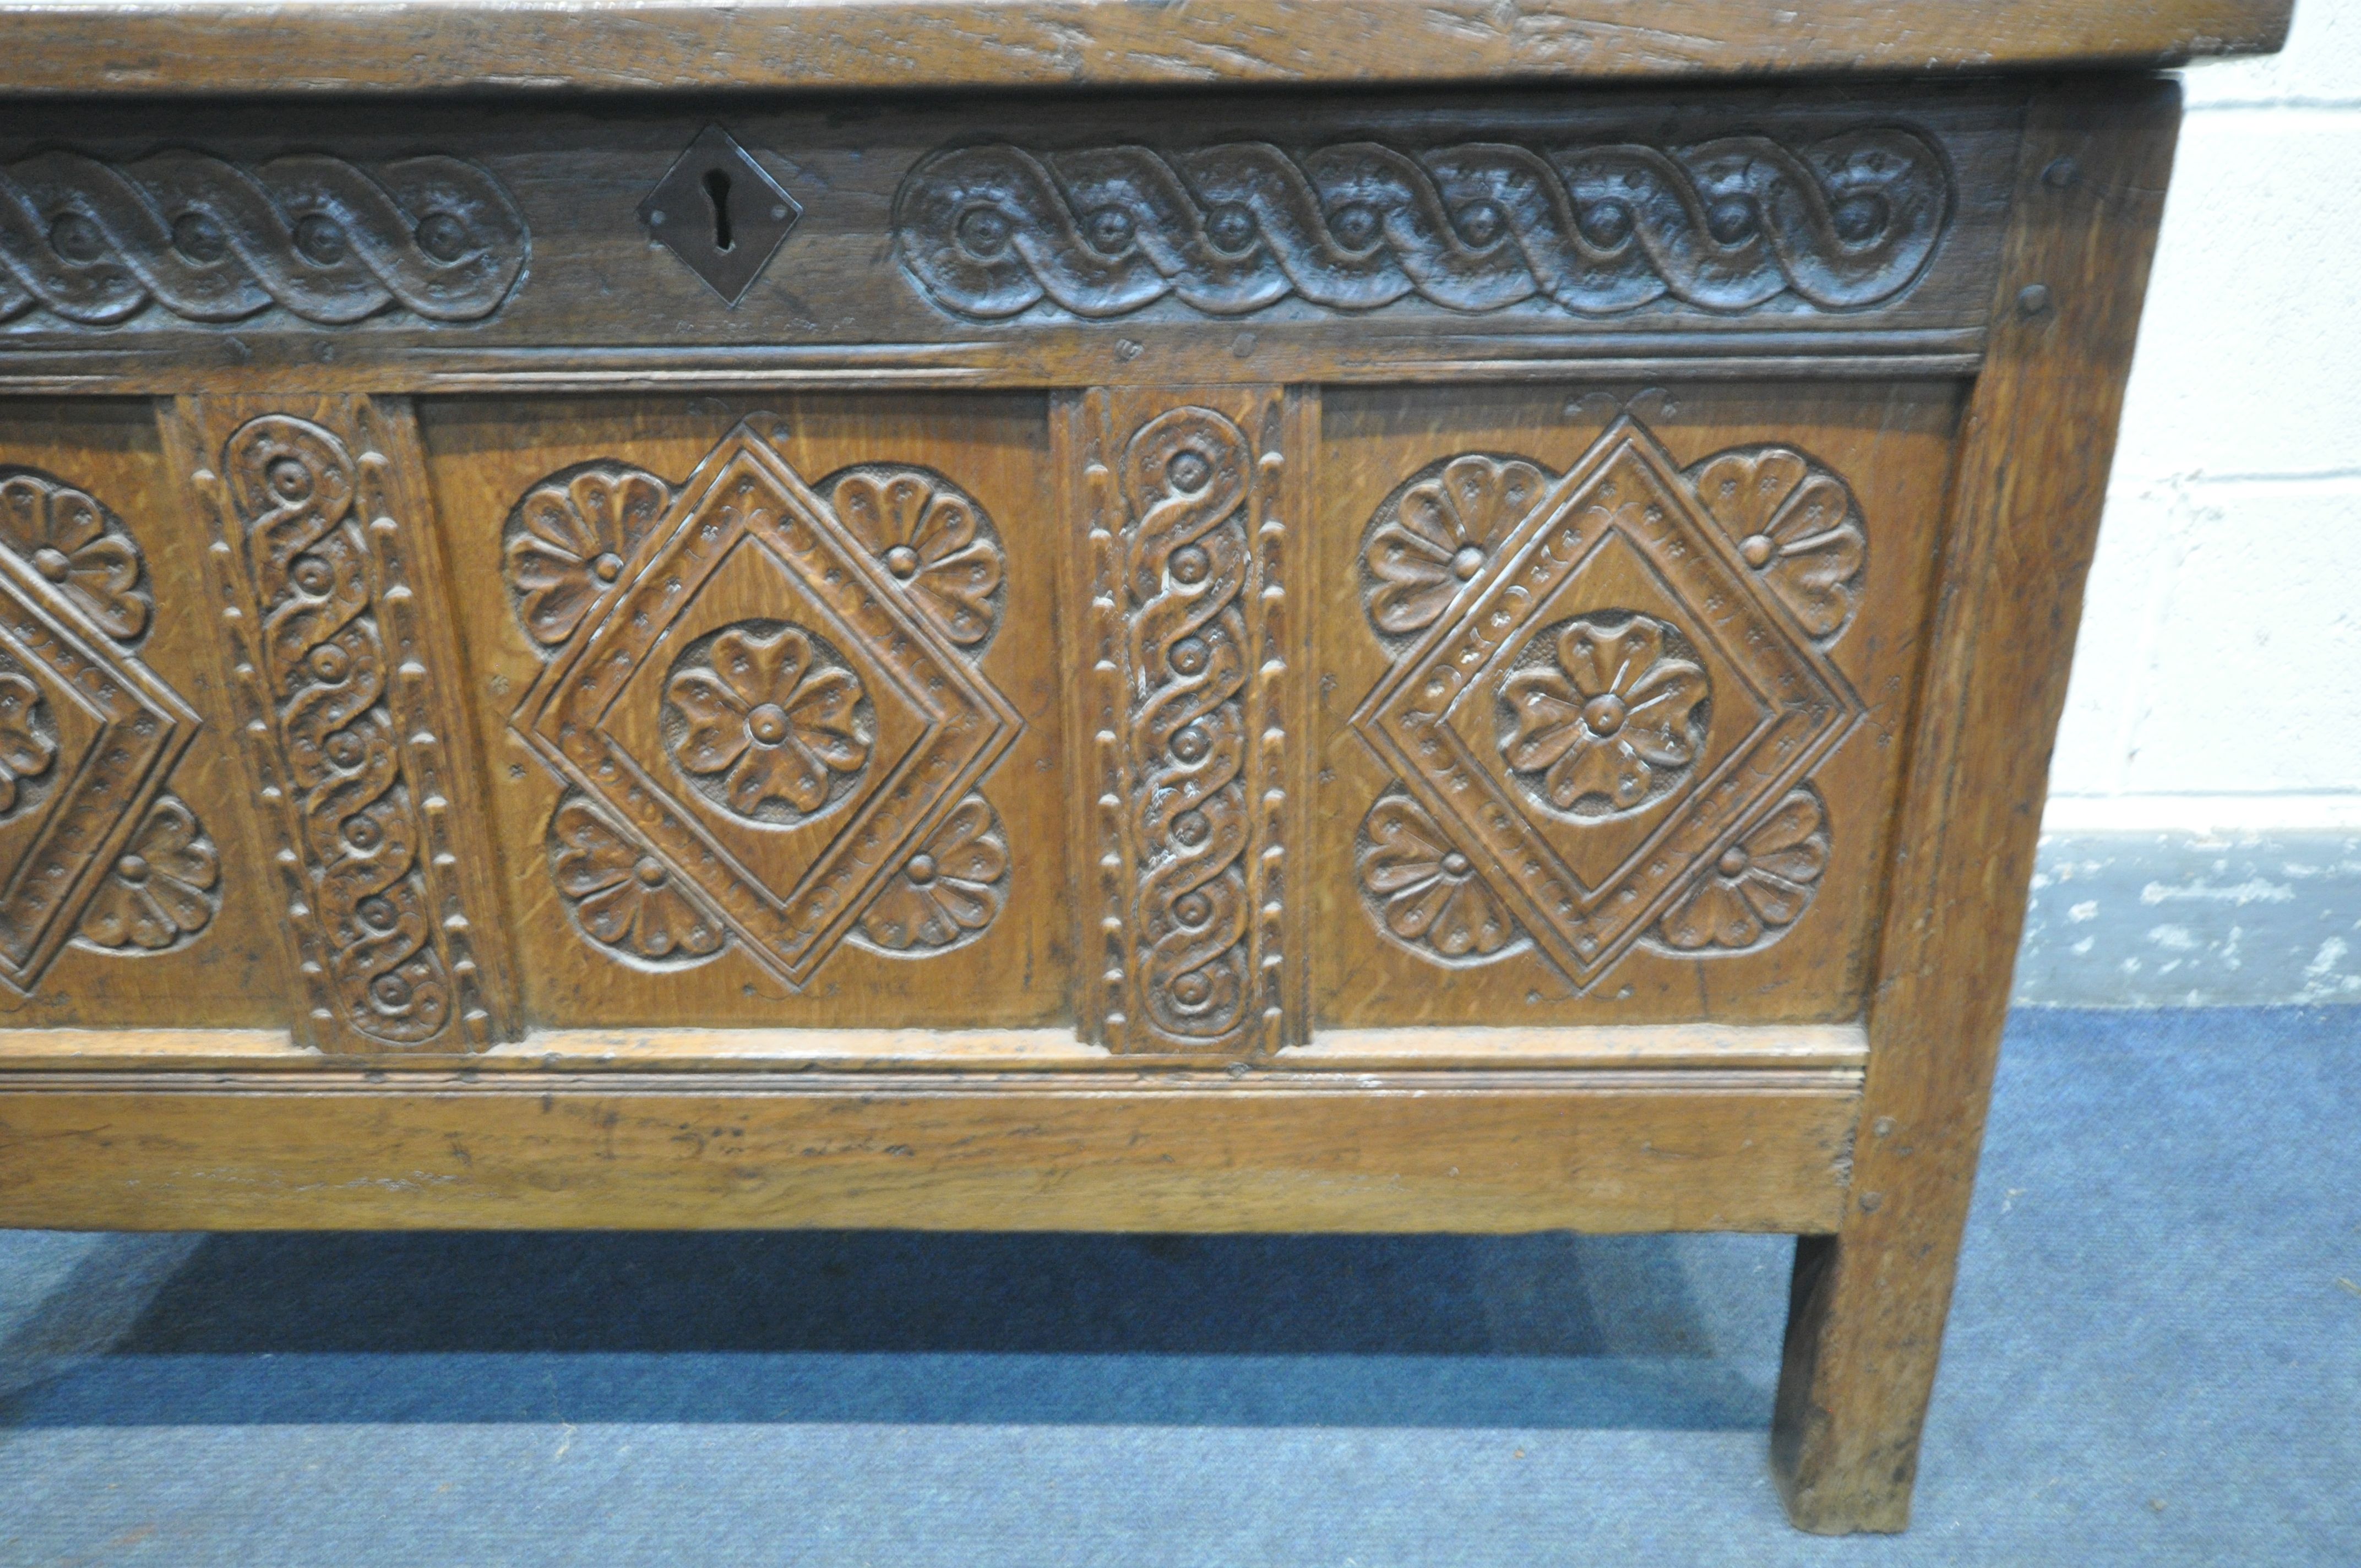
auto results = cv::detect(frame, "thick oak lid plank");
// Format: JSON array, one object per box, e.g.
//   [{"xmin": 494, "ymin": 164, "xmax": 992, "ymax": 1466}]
[{"xmin": 0, "ymin": 0, "xmax": 2292, "ymax": 96}]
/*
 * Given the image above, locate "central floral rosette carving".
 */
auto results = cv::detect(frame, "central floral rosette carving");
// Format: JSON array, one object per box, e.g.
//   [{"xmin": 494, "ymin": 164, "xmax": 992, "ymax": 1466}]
[
  {"xmin": 1500, "ymin": 613, "xmax": 1709, "ymax": 816},
  {"xmin": 663, "ymin": 620, "xmax": 872, "ymax": 824}
]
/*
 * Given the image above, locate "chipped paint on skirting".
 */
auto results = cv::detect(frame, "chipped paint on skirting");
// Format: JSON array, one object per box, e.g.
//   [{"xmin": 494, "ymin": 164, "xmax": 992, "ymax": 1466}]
[{"xmin": 2017, "ymin": 830, "xmax": 2361, "ymax": 1006}]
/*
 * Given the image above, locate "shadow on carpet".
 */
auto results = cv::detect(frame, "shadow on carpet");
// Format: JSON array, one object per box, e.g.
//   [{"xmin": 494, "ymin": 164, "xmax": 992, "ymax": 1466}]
[
  {"xmin": 0, "ymin": 1006, "xmax": 2354, "ymax": 1567},
  {"xmin": 1, "ymin": 1226, "xmax": 1787, "ymax": 1430}
]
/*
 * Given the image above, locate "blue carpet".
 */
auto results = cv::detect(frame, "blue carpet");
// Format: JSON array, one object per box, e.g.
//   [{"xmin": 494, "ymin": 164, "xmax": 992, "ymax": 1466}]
[{"xmin": 1, "ymin": 1007, "xmax": 2354, "ymax": 1565}]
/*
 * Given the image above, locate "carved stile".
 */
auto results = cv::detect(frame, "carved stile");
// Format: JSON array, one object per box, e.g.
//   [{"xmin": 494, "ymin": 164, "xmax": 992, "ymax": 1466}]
[
  {"xmin": 169, "ymin": 395, "xmax": 515, "ymax": 1050},
  {"xmin": 1061, "ymin": 387, "xmax": 1303, "ymax": 1054}
]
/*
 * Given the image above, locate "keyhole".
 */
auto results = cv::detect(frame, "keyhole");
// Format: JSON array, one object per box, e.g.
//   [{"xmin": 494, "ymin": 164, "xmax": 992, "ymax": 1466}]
[{"xmin": 703, "ymin": 168, "xmax": 734, "ymax": 252}]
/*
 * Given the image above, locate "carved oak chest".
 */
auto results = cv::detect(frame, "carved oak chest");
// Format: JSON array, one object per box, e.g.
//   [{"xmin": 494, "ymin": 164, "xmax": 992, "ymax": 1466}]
[{"xmin": 0, "ymin": 0, "xmax": 2292, "ymax": 1534}]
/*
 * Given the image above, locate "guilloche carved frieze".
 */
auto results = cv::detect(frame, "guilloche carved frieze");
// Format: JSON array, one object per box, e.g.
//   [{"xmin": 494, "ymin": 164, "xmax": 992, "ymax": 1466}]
[
  {"xmin": 0, "ymin": 149, "xmax": 527, "ymax": 326},
  {"xmin": 897, "ymin": 130, "xmax": 1950, "ymax": 322},
  {"xmin": 1351, "ymin": 417, "xmax": 1868, "ymax": 982},
  {"xmin": 502, "ymin": 427, "xmax": 1022, "ymax": 981}
]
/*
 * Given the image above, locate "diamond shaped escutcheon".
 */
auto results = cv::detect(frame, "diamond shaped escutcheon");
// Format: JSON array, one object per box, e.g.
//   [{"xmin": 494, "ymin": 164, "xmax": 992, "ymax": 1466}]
[{"xmin": 638, "ymin": 125, "xmax": 803, "ymax": 306}]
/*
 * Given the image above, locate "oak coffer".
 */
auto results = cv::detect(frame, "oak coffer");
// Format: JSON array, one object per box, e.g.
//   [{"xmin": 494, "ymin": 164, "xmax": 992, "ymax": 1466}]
[{"xmin": 0, "ymin": 0, "xmax": 2294, "ymax": 1534}]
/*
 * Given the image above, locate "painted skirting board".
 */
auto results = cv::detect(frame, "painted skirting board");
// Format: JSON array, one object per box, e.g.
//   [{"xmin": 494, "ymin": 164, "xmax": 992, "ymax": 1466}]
[{"xmin": 2019, "ymin": 815, "xmax": 2361, "ymax": 1006}]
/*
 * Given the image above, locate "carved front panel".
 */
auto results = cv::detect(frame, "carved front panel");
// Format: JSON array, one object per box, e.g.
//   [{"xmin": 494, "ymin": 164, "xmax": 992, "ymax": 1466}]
[
  {"xmin": 0, "ymin": 85, "xmax": 2075, "ymax": 1069},
  {"xmin": 1, "ymin": 381, "xmax": 1963, "ymax": 1047},
  {"xmin": 1313, "ymin": 384, "xmax": 1962, "ymax": 1027},
  {"xmin": 422, "ymin": 395, "xmax": 1067, "ymax": 1030},
  {"xmin": 509, "ymin": 423, "xmax": 1022, "ymax": 987},
  {"xmin": 0, "ymin": 400, "xmax": 289, "ymax": 1027},
  {"xmin": 0, "ymin": 463, "xmax": 204, "ymax": 989},
  {"xmin": 1353, "ymin": 415, "xmax": 1865, "ymax": 984}
]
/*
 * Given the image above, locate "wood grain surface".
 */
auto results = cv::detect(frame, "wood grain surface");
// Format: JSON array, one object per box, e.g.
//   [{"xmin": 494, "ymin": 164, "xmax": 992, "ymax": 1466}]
[
  {"xmin": 0, "ymin": 1068, "xmax": 1860, "ymax": 1233},
  {"xmin": 0, "ymin": 0, "xmax": 2292, "ymax": 95},
  {"xmin": 1769, "ymin": 78, "xmax": 2184, "ymax": 1533},
  {"xmin": 0, "ymin": 89, "xmax": 2022, "ymax": 394},
  {"xmin": 0, "ymin": 41, "xmax": 2241, "ymax": 1536},
  {"xmin": 0, "ymin": 400, "xmax": 287, "ymax": 1027},
  {"xmin": 0, "ymin": 1017, "xmax": 1865, "ymax": 1073}
]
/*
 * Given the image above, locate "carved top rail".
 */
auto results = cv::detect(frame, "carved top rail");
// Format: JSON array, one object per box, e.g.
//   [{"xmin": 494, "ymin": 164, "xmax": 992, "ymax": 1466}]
[
  {"xmin": 0, "ymin": 89, "xmax": 2036, "ymax": 395},
  {"xmin": 0, "ymin": 0, "xmax": 2292, "ymax": 96}
]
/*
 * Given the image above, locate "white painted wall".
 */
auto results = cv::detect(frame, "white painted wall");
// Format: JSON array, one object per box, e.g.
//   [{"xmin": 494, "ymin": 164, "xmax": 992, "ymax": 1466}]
[{"xmin": 2046, "ymin": 0, "xmax": 2361, "ymax": 833}]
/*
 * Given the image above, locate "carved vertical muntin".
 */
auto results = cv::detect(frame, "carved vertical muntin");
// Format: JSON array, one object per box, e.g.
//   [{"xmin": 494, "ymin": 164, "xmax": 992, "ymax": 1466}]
[
  {"xmin": 1059, "ymin": 385, "xmax": 1305, "ymax": 1055},
  {"xmin": 166, "ymin": 394, "xmax": 516, "ymax": 1052}
]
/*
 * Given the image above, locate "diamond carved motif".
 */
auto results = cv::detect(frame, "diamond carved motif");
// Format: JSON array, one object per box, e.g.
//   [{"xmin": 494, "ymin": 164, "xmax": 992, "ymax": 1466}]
[
  {"xmin": 513, "ymin": 424, "xmax": 1021, "ymax": 987},
  {"xmin": 0, "ymin": 473, "xmax": 204, "ymax": 992},
  {"xmin": 1353, "ymin": 417, "xmax": 1865, "ymax": 987}
]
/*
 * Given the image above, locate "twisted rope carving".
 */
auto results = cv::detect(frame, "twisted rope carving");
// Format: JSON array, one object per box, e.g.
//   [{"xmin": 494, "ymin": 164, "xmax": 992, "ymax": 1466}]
[
  {"xmin": 226, "ymin": 415, "xmax": 452, "ymax": 1044},
  {"xmin": 1124, "ymin": 407, "xmax": 1252, "ymax": 1041},
  {"xmin": 897, "ymin": 130, "xmax": 1947, "ymax": 320},
  {"xmin": 0, "ymin": 151, "xmax": 526, "ymax": 325}
]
